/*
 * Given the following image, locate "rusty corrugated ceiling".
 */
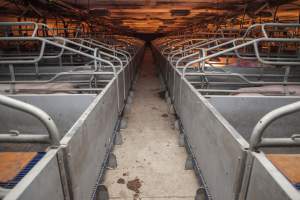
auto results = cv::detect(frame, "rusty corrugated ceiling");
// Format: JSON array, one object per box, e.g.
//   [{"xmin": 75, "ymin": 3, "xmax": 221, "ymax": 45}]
[{"xmin": 0, "ymin": 0, "xmax": 300, "ymax": 34}]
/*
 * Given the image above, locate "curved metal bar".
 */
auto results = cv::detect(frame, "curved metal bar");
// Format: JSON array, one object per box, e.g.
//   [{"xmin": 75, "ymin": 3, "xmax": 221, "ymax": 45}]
[
  {"xmin": 250, "ymin": 101, "xmax": 300, "ymax": 151},
  {"xmin": 167, "ymin": 23, "xmax": 300, "ymax": 75},
  {"xmin": 0, "ymin": 37, "xmax": 117, "ymax": 77},
  {"xmin": 42, "ymin": 37, "xmax": 66, "ymax": 59},
  {"xmin": 77, "ymin": 38, "xmax": 125, "ymax": 69},
  {"xmin": 2, "ymin": 37, "xmax": 67, "ymax": 61},
  {"xmin": 182, "ymin": 37, "xmax": 300, "ymax": 78},
  {"xmin": 89, "ymin": 37, "xmax": 133, "ymax": 62},
  {"xmin": 0, "ymin": 94, "xmax": 60, "ymax": 145},
  {"xmin": 253, "ymin": 38, "xmax": 300, "ymax": 65},
  {"xmin": 182, "ymin": 72, "xmax": 300, "ymax": 86},
  {"xmin": 175, "ymin": 52, "xmax": 199, "ymax": 68},
  {"xmin": 0, "ymin": 22, "xmax": 119, "ymax": 70},
  {"xmin": 0, "ymin": 22, "xmax": 39, "ymax": 37},
  {"xmin": 0, "ymin": 134, "xmax": 50, "ymax": 143},
  {"xmin": 0, "ymin": 39, "xmax": 46, "ymax": 64},
  {"xmin": 163, "ymin": 38, "xmax": 205, "ymax": 56},
  {"xmin": 173, "ymin": 39, "xmax": 221, "ymax": 67},
  {"xmin": 86, "ymin": 38, "xmax": 130, "ymax": 63},
  {"xmin": 168, "ymin": 39, "xmax": 211, "ymax": 61},
  {"xmin": 161, "ymin": 38, "xmax": 182, "ymax": 55},
  {"xmin": 0, "ymin": 71, "xmax": 115, "ymax": 84},
  {"xmin": 243, "ymin": 23, "xmax": 300, "ymax": 39}
]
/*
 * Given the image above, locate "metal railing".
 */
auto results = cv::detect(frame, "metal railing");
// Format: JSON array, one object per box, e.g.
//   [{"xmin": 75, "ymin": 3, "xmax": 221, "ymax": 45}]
[
  {"xmin": 250, "ymin": 101, "xmax": 300, "ymax": 151},
  {"xmin": 0, "ymin": 94, "xmax": 60, "ymax": 145}
]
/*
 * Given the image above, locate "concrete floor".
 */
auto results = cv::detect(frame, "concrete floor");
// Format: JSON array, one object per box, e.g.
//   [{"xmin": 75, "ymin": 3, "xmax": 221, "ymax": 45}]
[{"xmin": 103, "ymin": 48, "xmax": 199, "ymax": 200}]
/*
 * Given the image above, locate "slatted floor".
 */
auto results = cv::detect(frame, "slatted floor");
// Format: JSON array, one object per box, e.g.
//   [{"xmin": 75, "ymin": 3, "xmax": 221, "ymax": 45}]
[
  {"xmin": 0, "ymin": 152, "xmax": 45, "ymax": 189},
  {"xmin": 267, "ymin": 154, "xmax": 300, "ymax": 190}
]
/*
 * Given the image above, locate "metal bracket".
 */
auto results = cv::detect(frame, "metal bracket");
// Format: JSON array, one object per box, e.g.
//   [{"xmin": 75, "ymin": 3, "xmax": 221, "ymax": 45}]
[
  {"xmin": 95, "ymin": 185, "xmax": 109, "ymax": 200},
  {"xmin": 120, "ymin": 119, "xmax": 127, "ymax": 129},
  {"xmin": 179, "ymin": 133, "xmax": 185, "ymax": 147},
  {"xmin": 107, "ymin": 153, "xmax": 117, "ymax": 169},
  {"xmin": 114, "ymin": 132, "xmax": 123, "ymax": 145},
  {"xmin": 195, "ymin": 187, "xmax": 209, "ymax": 200},
  {"xmin": 185, "ymin": 155, "xmax": 194, "ymax": 170}
]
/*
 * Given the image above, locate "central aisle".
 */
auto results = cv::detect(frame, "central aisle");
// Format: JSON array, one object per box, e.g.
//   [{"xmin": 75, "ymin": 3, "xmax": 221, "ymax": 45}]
[{"xmin": 104, "ymin": 48, "xmax": 199, "ymax": 199}]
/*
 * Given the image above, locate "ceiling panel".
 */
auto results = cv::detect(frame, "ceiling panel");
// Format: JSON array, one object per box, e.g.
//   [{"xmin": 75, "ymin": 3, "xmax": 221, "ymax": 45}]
[{"xmin": 1, "ymin": 0, "xmax": 300, "ymax": 34}]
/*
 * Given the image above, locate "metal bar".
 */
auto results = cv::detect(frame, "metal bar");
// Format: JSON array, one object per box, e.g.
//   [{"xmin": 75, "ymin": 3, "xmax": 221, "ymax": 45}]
[
  {"xmin": 0, "ymin": 94, "xmax": 60, "ymax": 145},
  {"xmin": 250, "ymin": 101, "xmax": 300, "ymax": 151},
  {"xmin": 0, "ymin": 134, "xmax": 49, "ymax": 143}
]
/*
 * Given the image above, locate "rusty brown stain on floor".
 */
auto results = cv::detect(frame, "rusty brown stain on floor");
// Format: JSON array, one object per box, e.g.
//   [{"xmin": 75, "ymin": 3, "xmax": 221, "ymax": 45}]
[
  {"xmin": 117, "ymin": 178, "xmax": 125, "ymax": 184},
  {"xmin": 161, "ymin": 113, "xmax": 168, "ymax": 118},
  {"xmin": 123, "ymin": 172, "xmax": 129, "ymax": 176},
  {"xmin": 127, "ymin": 177, "xmax": 142, "ymax": 193}
]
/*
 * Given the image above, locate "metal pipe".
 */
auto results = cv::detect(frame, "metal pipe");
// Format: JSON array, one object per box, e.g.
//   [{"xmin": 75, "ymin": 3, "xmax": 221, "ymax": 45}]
[
  {"xmin": 0, "ymin": 22, "xmax": 39, "ymax": 37},
  {"xmin": 0, "ymin": 94, "xmax": 60, "ymax": 146},
  {"xmin": 0, "ymin": 71, "xmax": 115, "ymax": 84},
  {"xmin": 0, "ymin": 134, "xmax": 49, "ymax": 143},
  {"xmin": 250, "ymin": 101, "xmax": 300, "ymax": 151},
  {"xmin": 183, "ymin": 38, "xmax": 300, "ymax": 78}
]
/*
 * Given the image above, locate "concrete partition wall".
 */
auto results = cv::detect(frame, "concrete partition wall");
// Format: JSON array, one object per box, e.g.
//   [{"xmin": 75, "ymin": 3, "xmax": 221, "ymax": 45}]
[
  {"xmin": 60, "ymin": 79, "xmax": 119, "ymax": 200},
  {"xmin": 178, "ymin": 79, "xmax": 249, "ymax": 200}
]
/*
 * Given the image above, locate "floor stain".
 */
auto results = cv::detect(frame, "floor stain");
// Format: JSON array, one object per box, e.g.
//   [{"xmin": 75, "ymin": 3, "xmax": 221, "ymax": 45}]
[
  {"xmin": 161, "ymin": 113, "xmax": 168, "ymax": 118},
  {"xmin": 133, "ymin": 193, "xmax": 141, "ymax": 200},
  {"xmin": 117, "ymin": 178, "xmax": 125, "ymax": 184},
  {"xmin": 123, "ymin": 172, "xmax": 129, "ymax": 176},
  {"xmin": 127, "ymin": 178, "xmax": 142, "ymax": 193},
  {"xmin": 158, "ymin": 91, "xmax": 165, "ymax": 99}
]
